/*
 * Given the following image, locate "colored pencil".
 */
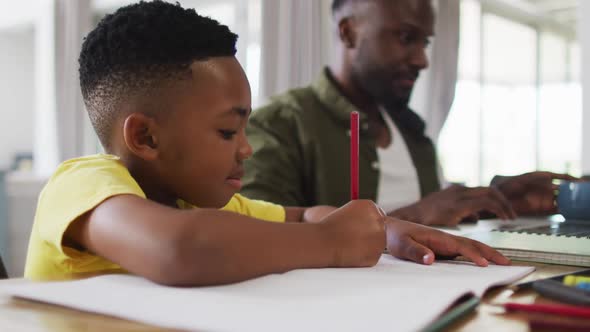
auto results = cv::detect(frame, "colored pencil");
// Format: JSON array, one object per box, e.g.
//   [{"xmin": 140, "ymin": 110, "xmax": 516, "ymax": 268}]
[
  {"xmin": 350, "ymin": 111, "xmax": 359, "ymax": 200},
  {"xmin": 500, "ymin": 301, "xmax": 590, "ymax": 319}
]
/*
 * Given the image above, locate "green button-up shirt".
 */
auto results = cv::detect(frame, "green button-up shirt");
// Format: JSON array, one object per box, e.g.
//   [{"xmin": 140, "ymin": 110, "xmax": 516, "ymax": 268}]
[{"xmin": 242, "ymin": 68, "xmax": 440, "ymax": 207}]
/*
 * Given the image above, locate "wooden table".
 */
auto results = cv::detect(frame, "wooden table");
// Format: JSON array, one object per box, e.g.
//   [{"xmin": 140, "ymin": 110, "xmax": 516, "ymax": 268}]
[
  {"xmin": 0, "ymin": 262, "xmax": 586, "ymax": 332},
  {"xmin": 451, "ymin": 261, "xmax": 586, "ymax": 331}
]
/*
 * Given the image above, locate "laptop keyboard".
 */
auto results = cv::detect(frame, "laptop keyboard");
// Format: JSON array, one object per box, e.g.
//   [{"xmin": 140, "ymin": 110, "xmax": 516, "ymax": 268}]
[{"xmin": 494, "ymin": 222, "xmax": 590, "ymax": 238}]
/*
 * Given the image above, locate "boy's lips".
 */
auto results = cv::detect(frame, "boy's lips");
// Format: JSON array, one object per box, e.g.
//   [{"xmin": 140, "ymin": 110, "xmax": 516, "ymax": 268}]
[
  {"xmin": 226, "ymin": 169, "xmax": 244, "ymax": 189},
  {"xmin": 225, "ymin": 178, "xmax": 242, "ymax": 190}
]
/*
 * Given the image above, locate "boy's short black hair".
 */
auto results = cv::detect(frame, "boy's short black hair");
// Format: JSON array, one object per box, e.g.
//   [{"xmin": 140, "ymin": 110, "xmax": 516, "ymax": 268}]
[{"xmin": 79, "ymin": 0, "xmax": 238, "ymax": 150}]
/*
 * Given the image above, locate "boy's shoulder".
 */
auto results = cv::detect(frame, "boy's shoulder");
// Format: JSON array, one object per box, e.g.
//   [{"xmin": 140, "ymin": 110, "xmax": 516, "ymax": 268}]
[
  {"xmin": 52, "ymin": 154, "xmax": 126, "ymax": 178},
  {"xmin": 43, "ymin": 153, "xmax": 144, "ymax": 199},
  {"xmin": 57, "ymin": 153, "xmax": 121, "ymax": 168}
]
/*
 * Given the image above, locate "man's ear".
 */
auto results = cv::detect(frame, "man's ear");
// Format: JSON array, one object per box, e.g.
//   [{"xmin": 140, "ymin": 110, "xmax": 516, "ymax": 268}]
[
  {"xmin": 122, "ymin": 112, "xmax": 159, "ymax": 161},
  {"xmin": 338, "ymin": 17, "xmax": 358, "ymax": 49}
]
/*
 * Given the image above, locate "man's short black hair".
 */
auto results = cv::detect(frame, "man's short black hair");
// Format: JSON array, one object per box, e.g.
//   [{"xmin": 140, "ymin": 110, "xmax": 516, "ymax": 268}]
[
  {"xmin": 331, "ymin": 0, "xmax": 354, "ymax": 14},
  {"xmin": 79, "ymin": 0, "xmax": 238, "ymax": 150}
]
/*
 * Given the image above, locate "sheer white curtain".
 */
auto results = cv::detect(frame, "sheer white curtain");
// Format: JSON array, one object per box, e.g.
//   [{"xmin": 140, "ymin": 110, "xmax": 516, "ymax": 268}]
[
  {"xmin": 258, "ymin": 0, "xmax": 333, "ymax": 103},
  {"xmin": 55, "ymin": 0, "xmax": 96, "ymax": 161},
  {"xmin": 409, "ymin": 0, "xmax": 461, "ymax": 142},
  {"xmin": 35, "ymin": 0, "xmax": 95, "ymax": 176},
  {"xmin": 580, "ymin": 1, "xmax": 590, "ymax": 174}
]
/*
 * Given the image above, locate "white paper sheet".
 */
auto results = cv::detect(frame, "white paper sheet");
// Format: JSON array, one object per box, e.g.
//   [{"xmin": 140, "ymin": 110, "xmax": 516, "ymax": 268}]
[
  {"xmin": 1, "ymin": 255, "xmax": 534, "ymax": 332},
  {"xmin": 436, "ymin": 217, "xmax": 552, "ymax": 237}
]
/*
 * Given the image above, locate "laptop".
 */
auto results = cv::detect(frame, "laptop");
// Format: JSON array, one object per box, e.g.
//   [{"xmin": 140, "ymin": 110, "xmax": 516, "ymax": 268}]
[{"xmin": 464, "ymin": 217, "xmax": 590, "ymax": 267}]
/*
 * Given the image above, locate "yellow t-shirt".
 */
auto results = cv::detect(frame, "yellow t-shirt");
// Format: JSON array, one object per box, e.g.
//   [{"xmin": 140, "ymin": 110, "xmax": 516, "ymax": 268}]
[{"xmin": 24, "ymin": 154, "xmax": 285, "ymax": 281}]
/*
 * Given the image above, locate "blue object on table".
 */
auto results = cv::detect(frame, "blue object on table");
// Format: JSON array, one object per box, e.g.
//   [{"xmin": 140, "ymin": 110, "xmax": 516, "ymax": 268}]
[{"xmin": 557, "ymin": 181, "xmax": 590, "ymax": 220}]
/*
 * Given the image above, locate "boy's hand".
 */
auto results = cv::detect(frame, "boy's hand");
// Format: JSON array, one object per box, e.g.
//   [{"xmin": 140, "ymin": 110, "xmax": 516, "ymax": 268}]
[
  {"xmin": 384, "ymin": 217, "xmax": 511, "ymax": 267},
  {"xmin": 319, "ymin": 200, "xmax": 386, "ymax": 268}
]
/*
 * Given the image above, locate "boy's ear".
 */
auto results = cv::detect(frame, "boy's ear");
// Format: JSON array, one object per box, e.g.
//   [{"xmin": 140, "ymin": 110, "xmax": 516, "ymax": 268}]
[{"xmin": 122, "ymin": 113, "xmax": 160, "ymax": 161}]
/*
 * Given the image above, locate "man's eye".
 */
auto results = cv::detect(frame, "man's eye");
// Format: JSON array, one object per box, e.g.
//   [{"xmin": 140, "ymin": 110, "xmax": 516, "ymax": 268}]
[
  {"xmin": 399, "ymin": 31, "xmax": 413, "ymax": 44},
  {"xmin": 398, "ymin": 31, "xmax": 430, "ymax": 49},
  {"xmin": 219, "ymin": 130, "xmax": 237, "ymax": 140}
]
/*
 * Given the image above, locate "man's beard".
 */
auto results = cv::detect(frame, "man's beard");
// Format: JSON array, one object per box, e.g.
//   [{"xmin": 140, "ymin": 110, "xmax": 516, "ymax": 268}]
[
  {"xmin": 350, "ymin": 51, "xmax": 416, "ymax": 112},
  {"xmin": 351, "ymin": 65, "xmax": 414, "ymax": 112}
]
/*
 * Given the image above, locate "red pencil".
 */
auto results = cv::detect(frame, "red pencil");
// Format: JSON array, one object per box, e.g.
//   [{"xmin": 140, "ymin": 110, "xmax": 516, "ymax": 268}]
[
  {"xmin": 501, "ymin": 302, "xmax": 590, "ymax": 319},
  {"xmin": 528, "ymin": 317, "xmax": 590, "ymax": 332},
  {"xmin": 350, "ymin": 111, "xmax": 359, "ymax": 200}
]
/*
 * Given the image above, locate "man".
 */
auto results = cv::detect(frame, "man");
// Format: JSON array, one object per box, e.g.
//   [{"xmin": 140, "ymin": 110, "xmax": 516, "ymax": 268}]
[{"xmin": 242, "ymin": 0, "xmax": 574, "ymax": 226}]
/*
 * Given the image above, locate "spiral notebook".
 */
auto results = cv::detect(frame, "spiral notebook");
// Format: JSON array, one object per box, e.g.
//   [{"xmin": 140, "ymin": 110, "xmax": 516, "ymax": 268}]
[{"xmin": 466, "ymin": 219, "xmax": 590, "ymax": 266}]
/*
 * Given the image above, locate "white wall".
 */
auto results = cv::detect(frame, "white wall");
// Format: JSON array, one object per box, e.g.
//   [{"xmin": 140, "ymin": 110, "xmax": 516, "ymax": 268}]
[
  {"xmin": 581, "ymin": 2, "xmax": 590, "ymax": 174},
  {"xmin": 0, "ymin": 1, "xmax": 38, "ymax": 30},
  {"xmin": 0, "ymin": 26, "xmax": 35, "ymax": 170},
  {"xmin": 4, "ymin": 172, "xmax": 45, "ymax": 277}
]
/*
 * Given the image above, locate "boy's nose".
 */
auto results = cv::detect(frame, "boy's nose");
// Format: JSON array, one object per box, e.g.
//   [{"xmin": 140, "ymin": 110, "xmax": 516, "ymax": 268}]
[{"xmin": 238, "ymin": 137, "xmax": 253, "ymax": 160}]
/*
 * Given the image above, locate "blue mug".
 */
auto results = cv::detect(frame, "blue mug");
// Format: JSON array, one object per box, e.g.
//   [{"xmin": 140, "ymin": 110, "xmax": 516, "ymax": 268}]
[{"xmin": 557, "ymin": 181, "xmax": 590, "ymax": 220}]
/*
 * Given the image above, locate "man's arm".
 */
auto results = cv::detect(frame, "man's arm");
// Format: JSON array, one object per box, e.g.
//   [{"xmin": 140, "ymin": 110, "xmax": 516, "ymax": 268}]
[
  {"xmin": 388, "ymin": 185, "xmax": 517, "ymax": 226},
  {"xmin": 65, "ymin": 195, "xmax": 384, "ymax": 286}
]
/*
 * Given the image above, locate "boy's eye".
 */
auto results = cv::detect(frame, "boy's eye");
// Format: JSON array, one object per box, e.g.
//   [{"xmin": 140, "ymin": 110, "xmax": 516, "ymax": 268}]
[{"xmin": 219, "ymin": 130, "xmax": 237, "ymax": 140}]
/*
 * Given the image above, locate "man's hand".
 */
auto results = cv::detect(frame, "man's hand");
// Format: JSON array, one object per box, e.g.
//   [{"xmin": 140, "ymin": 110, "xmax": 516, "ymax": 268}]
[
  {"xmin": 389, "ymin": 185, "xmax": 517, "ymax": 226},
  {"xmin": 318, "ymin": 200, "xmax": 387, "ymax": 267},
  {"xmin": 384, "ymin": 217, "xmax": 511, "ymax": 266},
  {"xmin": 491, "ymin": 172, "xmax": 578, "ymax": 216}
]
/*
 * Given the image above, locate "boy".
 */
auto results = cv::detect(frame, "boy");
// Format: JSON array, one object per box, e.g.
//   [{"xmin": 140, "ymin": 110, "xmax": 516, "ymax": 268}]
[{"xmin": 25, "ymin": 1, "xmax": 509, "ymax": 286}]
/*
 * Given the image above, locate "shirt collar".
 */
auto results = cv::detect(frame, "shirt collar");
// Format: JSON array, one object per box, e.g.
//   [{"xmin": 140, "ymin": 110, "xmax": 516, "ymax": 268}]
[
  {"xmin": 312, "ymin": 67, "xmax": 369, "ymax": 125},
  {"xmin": 311, "ymin": 67, "xmax": 427, "ymax": 138}
]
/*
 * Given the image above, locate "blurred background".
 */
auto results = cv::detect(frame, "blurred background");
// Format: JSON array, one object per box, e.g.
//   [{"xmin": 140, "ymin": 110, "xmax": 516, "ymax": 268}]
[{"xmin": 0, "ymin": 0, "xmax": 587, "ymax": 276}]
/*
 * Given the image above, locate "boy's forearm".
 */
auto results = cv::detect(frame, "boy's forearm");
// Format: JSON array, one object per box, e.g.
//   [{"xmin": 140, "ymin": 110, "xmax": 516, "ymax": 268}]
[
  {"xmin": 77, "ymin": 196, "xmax": 340, "ymax": 287},
  {"xmin": 154, "ymin": 209, "xmax": 338, "ymax": 286}
]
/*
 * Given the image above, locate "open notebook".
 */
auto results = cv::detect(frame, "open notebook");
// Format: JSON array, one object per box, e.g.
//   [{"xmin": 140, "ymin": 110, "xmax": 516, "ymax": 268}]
[
  {"xmin": 0, "ymin": 255, "xmax": 533, "ymax": 332},
  {"xmin": 465, "ymin": 218, "xmax": 590, "ymax": 266}
]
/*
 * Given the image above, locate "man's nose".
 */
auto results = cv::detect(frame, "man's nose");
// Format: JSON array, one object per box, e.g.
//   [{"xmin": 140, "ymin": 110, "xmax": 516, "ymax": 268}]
[{"xmin": 409, "ymin": 46, "xmax": 429, "ymax": 70}]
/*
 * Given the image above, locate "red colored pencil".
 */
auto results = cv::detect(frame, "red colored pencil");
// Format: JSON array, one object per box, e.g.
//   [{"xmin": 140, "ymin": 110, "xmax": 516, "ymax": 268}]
[
  {"xmin": 350, "ymin": 111, "xmax": 359, "ymax": 200},
  {"xmin": 502, "ymin": 302, "xmax": 590, "ymax": 319},
  {"xmin": 528, "ymin": 317, "xmax": 590, "ymax": 332}
]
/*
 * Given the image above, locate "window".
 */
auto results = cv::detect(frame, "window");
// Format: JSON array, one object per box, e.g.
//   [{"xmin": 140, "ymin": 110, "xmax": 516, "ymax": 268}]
[
  {"xmin": 538, "ymin": 36, "xmax": 581, "ymax": 175},
  {"xmin": 438, "ymin": 0, "xmax": 581, "ymax": 186},
  {"xmin": 0, "ymin": 3, "xmax": 38, "ymax": 171}
]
